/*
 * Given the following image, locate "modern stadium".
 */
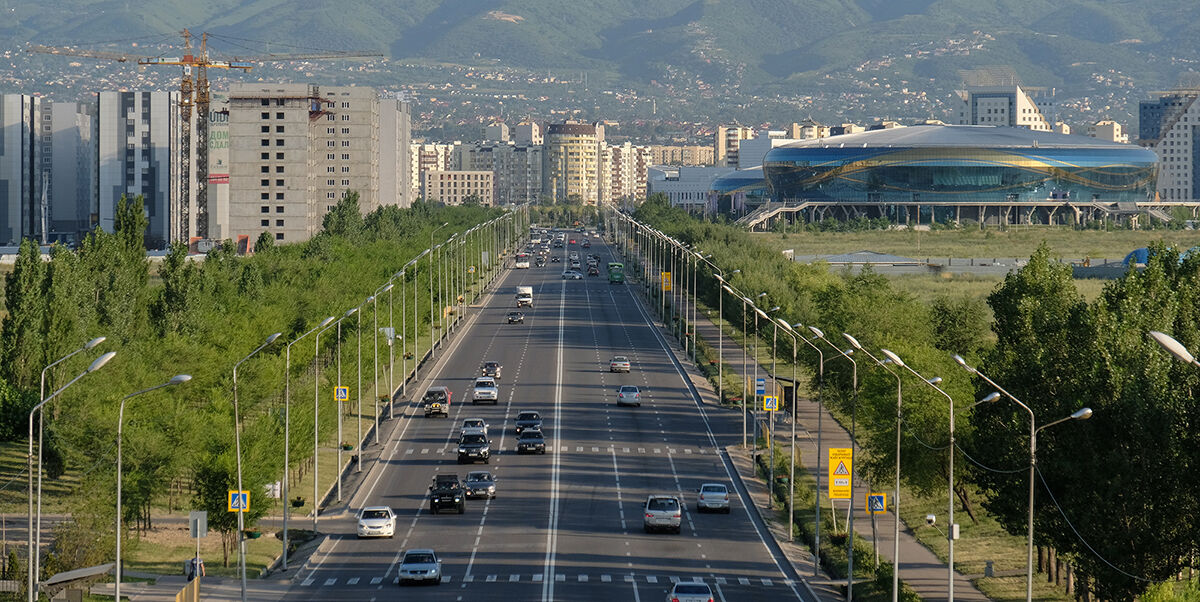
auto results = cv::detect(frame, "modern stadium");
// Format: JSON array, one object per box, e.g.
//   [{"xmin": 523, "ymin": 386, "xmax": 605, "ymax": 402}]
[{"xmin": 755, "ymin": 125, "xmax": 1159, "ymax": 227}]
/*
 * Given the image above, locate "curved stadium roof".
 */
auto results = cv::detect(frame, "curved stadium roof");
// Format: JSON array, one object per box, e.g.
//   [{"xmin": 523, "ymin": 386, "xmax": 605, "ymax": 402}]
[{"xmin": 778, "ymin": 124, "xmax": 1154, "ymax": 152}]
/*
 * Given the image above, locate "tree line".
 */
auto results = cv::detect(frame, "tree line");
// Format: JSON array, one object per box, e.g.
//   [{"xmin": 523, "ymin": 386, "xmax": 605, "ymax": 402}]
[{"xmin": 632, "ymin": 194, "xmax": 1199, "ymax": 601}]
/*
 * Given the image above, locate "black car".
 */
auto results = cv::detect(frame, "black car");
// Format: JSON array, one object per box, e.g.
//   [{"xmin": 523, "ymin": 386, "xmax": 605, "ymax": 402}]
[
  {"xmin": 480, "ymin": 361, "xmax": 502, "ymax": 379},
  {"xmin": 551, "ymin": 255, "xmax": 561, "ymax": 262},
  {"xmin": 516, "ymin": 429, "xmax": 546, "ymax": 454},
  {"xmin": 514, "ymin": 411, "xmax": 542, "ymax": 434},
  {"xmin": 506, "ymin": 311, "xmax": 524, "ymax": 324},
  {"xmin": 587, "ymin": 266, "xmax": 600, "ymax": 276},
  {"xmin": 428, "ymin": 474, "xmax": 465, "ymax": 514},
  {"xmin": 456, "ymin": 433, "xmax": 491, "ymax": 464}
]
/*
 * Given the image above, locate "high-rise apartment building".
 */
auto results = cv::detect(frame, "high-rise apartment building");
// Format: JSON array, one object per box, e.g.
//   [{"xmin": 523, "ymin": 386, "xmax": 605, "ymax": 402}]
[
  {"xmin": 603, "ymin": 142, "xmax": 652, "ymax": 205},
  {"xmin": 715, "ymin": 125, "xmax": 755, "ymax": 168},
  {"xmin": 513, "ymin": 121, "xmax": 542, "ymax": 146},
  {"xmin": 954, "ymin": 85, "xmax": 1055, "ymax": 131},
  {"xmin": 411, "ymin": 142, "xmax": 460, "ymax": 202},
  {"xmin": 97, "ymin": 91, "xmax": 179, "ymax": 248},
  {"xmin": 1090, "ymin": 120, "xmax": 1129, "ymax": 144},
  {"xmin": 649, "ymin": 145, "xmax": 714, "ymax": 166},
  {"xmin": 458, "ymin": 142, "xmax": 543, "ymax": 204},
  {"xmin": 421, "ymin": 170, "xmax": 493, "ymax": 206},
  {"xmin": 0, "ymin": 94, "xmax": 38, "ymax": 245},
  {"xmin": 1138, "ymin": 91, "xmax": 1199, "ymax": 201},
  {"xmin": 485, "ymin": 122, "xmax": 509, "ymax": 143},
  {"xmin": 226, "ymin": 83, "xmax": 410, "ymax": 246},
  {"xmin": 43, "ymin": 101, "xmax": 97, "ymax": 244},
  {"xmin": 544, "ymin": 121, "xmax": 604, "ymax": 205}
]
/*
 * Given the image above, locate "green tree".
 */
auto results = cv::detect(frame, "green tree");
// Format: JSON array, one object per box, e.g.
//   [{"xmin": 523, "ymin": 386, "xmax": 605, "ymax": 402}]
[
  {"xmin": 928, "ymin": 294, "xmax": 989, "ymax": 355},
  {"xmin": 0, "ymin": 238, "xmax": 47, "ymax": 389},
  {"xmin": 322, "ymin": 191, "xmax": 365, "ymax": 239},
  {"xmin": 152, "ymin": 241, "xmax": 200, "ymax": 336},
  {"xmin": 254, "ymin": 231, "xmax": 274, "ymax": 253}
]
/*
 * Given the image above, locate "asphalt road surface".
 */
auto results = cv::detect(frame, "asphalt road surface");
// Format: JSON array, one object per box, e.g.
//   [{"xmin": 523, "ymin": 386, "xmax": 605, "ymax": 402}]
[{"xmin": 284, "ymin": 234, "xmax": 815, "ymax": 602}]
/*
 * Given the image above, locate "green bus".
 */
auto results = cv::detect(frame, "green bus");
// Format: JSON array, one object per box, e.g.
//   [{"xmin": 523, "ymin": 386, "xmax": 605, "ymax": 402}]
[{"xmin": 607, "ymin": 262, "xmax": 625, "ymax": 284}]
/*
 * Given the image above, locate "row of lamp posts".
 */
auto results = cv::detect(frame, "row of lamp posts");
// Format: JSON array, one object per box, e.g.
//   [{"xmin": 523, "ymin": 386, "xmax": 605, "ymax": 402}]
[
  {"xmin": 25, "ymin": 209, "xmax": 523, "ymax": 602},
  {"xmin": 604, "ymin": 207, "xmax": 1177, "ymax": 602}
]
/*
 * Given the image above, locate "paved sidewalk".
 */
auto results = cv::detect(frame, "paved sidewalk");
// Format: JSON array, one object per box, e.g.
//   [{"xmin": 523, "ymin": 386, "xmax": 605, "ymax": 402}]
[{"xmin": 623, "ymin": 244, "xmax": 989, "ymax": 601}]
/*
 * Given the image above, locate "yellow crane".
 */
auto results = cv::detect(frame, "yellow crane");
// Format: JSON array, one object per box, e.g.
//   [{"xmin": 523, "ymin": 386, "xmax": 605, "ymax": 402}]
[{"xmin": 30, "ymin": 30, "xmax": 381, "ymax": 241}]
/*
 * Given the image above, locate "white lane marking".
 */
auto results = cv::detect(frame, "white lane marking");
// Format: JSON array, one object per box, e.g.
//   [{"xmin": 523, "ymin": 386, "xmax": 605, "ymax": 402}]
[
  {"xmin": 301, "ymin": 578, "xmax": 314, "ymax": 587},
  {"xmin": 762, "ymin": 578, "xmax": 774, "ymax": 586},
  {"xmin": 555, "ymin": 574, "xmax": 566, "ymax": 582},
  {"xmin": 323, "ymin": 578, "xmax": 336, "ymax": 586},
  {"xmin": 463, "ymin": 575, "xmax": 474, "ymax": 583},
  {"xmin": 647, "ymin": 575, "xmax": 658, "ymax": 583},
  {"xmin": 541, "ymin": 277, "xmax": 566, "ymax": 602},
  {"xmin": 532, "ymin": 573, "xmax": 543, "ymax": 582},
  {"xmin": 370, "ymin": 577, "xmax": 382, "ymax": 585},
  {"xmin": 632, "ymin": 576, "xmax": 641, "ymax": 602},
  {"xmin": 739, "ymin": 577, "xmax": 750, "ymax": 585},
  {"xmin": 347, "ymin": 577, "xmax": 359, "ymax": 585},
  {"xmin": 602, "ymin": 574, "xmax": 612, "ymax": 582},
  {"xmin": 622, "ymin": 282, "xmax": 809, "ymax": 602},
  {"xmin": 486, "ymin": 575, "xmax": 497, "ymax": 582},
  {"xmin": 510, "ymin": 574, "xmax": 520, "ymax": 582},
  {"xmin": 612, "ymin": 448, "xmax": 628, "ymax": 531},
  {"xmin": 714, "ymin": 579, "xmax": 729, "ymax": 602},
  {"xmin": 715, "ymin": 577, "xmax": 727, "ymax": 585}
]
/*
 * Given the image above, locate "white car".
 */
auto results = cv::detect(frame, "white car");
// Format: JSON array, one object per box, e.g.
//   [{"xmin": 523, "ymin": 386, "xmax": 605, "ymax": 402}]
[
  {"xmin": 665, "ymin": 581, "xmax": 714, "ymax": 602},
  {"xmin": 561, "ymin": 270, "xmax": 583, "ymax": 280},
  {"xmin": 461, "ymin": 418, "xmax": 489, "ymax": 436},
  {"xmin": 696, "ymin": 483, "xmax": 731, "ymax": 513},
  {"xmin": 617, "ymin": 385, "xmax": 641, "ymax": 407},
  {"xmin": 472, "ymin": 377, "xmax": 499, "ymax": 404},
  {"xmin": 356, "ymin": 506, "xmax": 396, "ymax": 538},
  {"xmin": 398, "ymin": 548, "xmax": 442, "ymax": 585}
]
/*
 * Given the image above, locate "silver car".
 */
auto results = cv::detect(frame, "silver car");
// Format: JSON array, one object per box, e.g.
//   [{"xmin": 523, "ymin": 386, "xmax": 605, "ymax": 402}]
[
  {"xmin": 464, "ymin": 470, "xmax": 497, "ymax": 500},
  {"xmin": 356, "ymin": 506, "xmax": 396, "ymax": 538},
  {"xmin": 643, "ymin": 495, "xmax": 682, "ymax": 533},
  {"xmin": 696, "ymin": 483, "xmax": 731, "ymax": 513},
  {"xmin": 665, "ymin": 581, "xmax": 713, "ymax": 602},
  {"xmin": 397, "ymin": 548, "xmax": 442, "ymax": 585},
  {"xmin": 617, "ymin": 385, "xmax": 641, "ymax": 407}
]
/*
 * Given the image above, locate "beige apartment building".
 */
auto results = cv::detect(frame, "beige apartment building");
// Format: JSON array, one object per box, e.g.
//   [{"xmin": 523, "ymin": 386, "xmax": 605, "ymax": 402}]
[
  {"xmin": 715, "ymin": 125, "xmax": 755, "ymax": 167},
  {"xmin": 650, "ymin": 145, "xmax": 714, "ymax": 166},
  {"xmin": 422, "ymin": 170, "xmax": 493, "ymax": 206},
  {"xmin": 226, "ymin": 83, "xmax": 409, "ymax": 247},
  {"xmin": 544, "ymin": 121, "xmax": 603, "ymax": 205}
]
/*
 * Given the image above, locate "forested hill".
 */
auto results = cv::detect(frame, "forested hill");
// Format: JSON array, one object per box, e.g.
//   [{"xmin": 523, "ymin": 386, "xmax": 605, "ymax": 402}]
[{"xmin": 8, "ymin": 0, "xmax": 1200, "ymax": 95}]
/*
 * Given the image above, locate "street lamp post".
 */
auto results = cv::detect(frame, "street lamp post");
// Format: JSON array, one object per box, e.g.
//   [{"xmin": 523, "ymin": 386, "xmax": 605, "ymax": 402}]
[
  {"xmin": 313, "ymin": 314, "xmax": 343, "ymax": 531},
  {"xmin": 741, "ymin": 296, "xmax": 751, "ymax": 449},
  {"xmin": 775, "ymin": 320, "xmax": 802, "ymax": 542},
  {"xmin": 881, "ymin": 348, "xmax": 957, "ymax": 601},
  {"xmin": 116, "ymin": 374, "xmax": 190, "ymax": 602},
  {"xmin": 953, "ymin": 354, "xmax": 1092, "ymax": 602},
  {"xmin": 374, "ymin": 283, "xmax": 394, "ymax": 442},
  {"xmin": 336, "ymin": 307, "xmax": 358, "ymax": 502},
  {"xmin": 282, "ymin": 316, "xmax": 334, "ymax": 570},
  {"xmin": 28, "ymin": 350, "xmax": 115, "ymax": 601},
  {"xmin": 794, "ymin": 324, "xmax": 826, "ymax": 576},
  {"xmin": 845, "ymin": 334, "xmax": 903, "ymax": 601},
  {"xmin": 429, "ymin": 222, "xmax": 449, "ymax": 358},
  {"xmin": 810, "ymin": 327, "xmax": 858, "ymax": 601},
  {"xmin": 756, "ymin": 305, "xmax": 780, "ymax": 509},
  {"xmin": 32, "ymin": 336, "xmax": 106, "ymax": 590},
  {"xmin": 232, "ymin": 332, "xmax": 282, "ymax": 602},
  {"xmin": 356, "ymin": 297, "xmax": 372, "ymax": 472}
]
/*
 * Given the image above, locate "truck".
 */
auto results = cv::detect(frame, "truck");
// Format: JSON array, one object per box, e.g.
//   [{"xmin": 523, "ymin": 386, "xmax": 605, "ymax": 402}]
[{"xmin": 516, "ymin": 286, "xmax": 533, "ymax": 308}]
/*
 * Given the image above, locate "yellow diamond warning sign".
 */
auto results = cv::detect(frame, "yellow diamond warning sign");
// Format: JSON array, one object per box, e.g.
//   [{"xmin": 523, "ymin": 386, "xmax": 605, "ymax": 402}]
[{"xmin": 828, "ymin": 448, "xmax": 852, "ymax": 500}]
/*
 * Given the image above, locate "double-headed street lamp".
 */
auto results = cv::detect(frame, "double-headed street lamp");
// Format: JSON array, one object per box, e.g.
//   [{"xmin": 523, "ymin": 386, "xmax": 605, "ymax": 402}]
[
  {"xmin": 953, "ymin": 354, "xmax": 1092, "ymax": 602},
  {"xmin": 373, "ymin": 283, "xmax": 394, "ymax": 443},
  {"xmin": 232, "ymin": 332, "xmax": 282, "ymax": 601},
  {"xmin": 792, "ymin": 323, "xmax": 826, "ymax": 576},
  {"xmin": 429, "ymin": 222, "xmax": 450, "ymax": 359},
  {"xmin": 31, "ymin": 336, "xmax": 106, "ymax": 592},
  {"xmin": 880, "ymin": 348, "xmax": 958, "ymax": 601},
  {"xmin": 335, "ymin": 307, "xmax": 358, "ymax": 502},
  {"xmin": 28, "ymin": 349, "xmax": 115, "ymax": 600},
  {"xmin": 314, "ymin": 310, "xmax": 350, "ymax": 531},
  {"xmin": 282, "ymin": 315, "xmax": 334, "ymax": 570},
  {"xmin": 116, "ymin": 374, "xmax": 191, "ymax": 602},
  {"xmin": 774, "ymin": 319, "xmax": 802, "ymax": 543}
]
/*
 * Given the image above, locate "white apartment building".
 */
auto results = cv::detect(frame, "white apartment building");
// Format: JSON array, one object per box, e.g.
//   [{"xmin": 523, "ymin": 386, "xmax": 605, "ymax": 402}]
[
  {"xmin": 954, "ymin": 85, "xmax": 1055, "ymax": 131},
  {"xmin": 458, "ymin": 142, "xmax": 543, "ymax": 205},
  {"xmin": 647, "ymin": 166, "xmax": 735, "ymax": 211},
  {"xmin": 421, "ymin": 170, "xmax": 493, "ymax": 206},
  {"xmin": 226, "ymin": 83, "xmax": 410, "ymax": 247},
  {"xmin": 543, "ymin": 122, "xmax": 604, "ymax": 205},
  {"xmin": 603, "ymin": 142, "xmax": 652, "ymax": 205},
  {"xmin": 0, "ymin": 94, "xmax": 37, "ymax": 245},
  {"xmin": 715, "ymin": 125, "xmax": 755, "ymax": 168},
  {"xmin": 411, "ymin": 142, "xmax": 460, "ymax": 202},
  {"xmin": 97, "ymin": 91, "xmax": 178, "ymax": 248},
  {"xmin": 737, "ymin": 131, "xmax": 798, "ymax": 170},
  {"xmin": 43, "ymin": 101, "xmax": 97, "ymax": 244},
  {"xmin": 1091, "ymin": 120, "xmax": 1130, "ymax": 143},
  {"xmin": 1138, "ymin": 91, "xmax": 1199, "ymax": 201},
  {"xmin": 513, "ymin": 121, "xmax": 542, "ymax": 146}
]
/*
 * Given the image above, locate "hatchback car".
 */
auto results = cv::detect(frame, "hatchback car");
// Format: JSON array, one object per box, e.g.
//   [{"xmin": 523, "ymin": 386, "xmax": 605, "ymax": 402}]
[
  {"xmin": 397, "ymin": 549, "xmax": 442, "ymax": 585},
  {"xmin": 464, "ymin": 470, "xmax": 497, "ymax": 499},
  {"xmin": 696, "ymin": 483, "xmax": 731, "ymax": 513},
  {"xmin": 617, "ymin": 385, "xmax": 641, "ymax": 407},
  {"xmin": 609, "ymin": 356, "xmax": 631, "ymax": 372},
  {"xmin": 666, "ymin": 581, "xmax": 714, "ymax": 602},
  {"xmin": 356, "ymin": 506, "xmax": 396, "ymax": 538},
  {"xmin": 643, "ymin": 495, "xmax": 683, "ymax": 533}
]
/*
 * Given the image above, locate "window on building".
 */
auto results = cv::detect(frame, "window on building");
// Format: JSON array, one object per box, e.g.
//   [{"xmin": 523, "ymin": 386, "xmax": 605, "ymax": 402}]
[
  {"xmin": 327, "ymin": 113, "xmax": 335, "ymax": 121},
  {"xmin": 275, "ymin": 166, "xmax": 284, "ymax": 173},
  {"xmin": 275, "ymin": 125, "xmax": 285, "ymax": 133},
  {"xmin": 276, "ymin": 98, "xmax": 285, "ymax": 106},
  {"xmin": 276, "ymin": 152, "xmax": 284, "ymax": 160},
  {"xmin": 261, "ymin": 99, "xmax": 270, "ymax": 106},
  {"xmin": 275, "ymin": 139, "xmax": 284, "ymax": 146},
  {"xmin": 327, "ymin": 166, "xmax": 335, "ymax": 173},
  {"xmin": 327, "ymin": 141, "xmax": 336, "ymax": 147},
  {"xmin": 341, "ymin": 153, "xmax": 350, "ymax": 160},
  {"xmin": 261, "ymin": 193, "xmax": 269, "ymax": 200},
  {"xmin": 275, "ymin": 179, "xmax": 284, "ymax": 186},
  {"xmin": 276, "ymin": 205, "xmax": 284, "ymax": 212},
  {"xmin": 261, "ymin": 139, "xmax": 270, "ymax": 146},
  {"xmin": 327, "ymin": 153, "xmax": 335, "ymax": 160},
  {"xmin": 341, "ymin": 141, "xmax": 350, "ymax": 147},
  {"xmin": 341, "ymin": 166, "xmax": 350, "ymax": 173},
  {"xmin": 275, "ymin": 193, "xmax": 284, "ymax": 201},
  {"xmin": 327, "ymin": 192, "xmax": 336, "ymax": 199},
  {"xmin": 276, "ymin": 233, "xmax": 284, "ymax": 240},
  {"xmin": 327, "ymin": 127, "xmax": 335, "ymax": 134},
  {"xmin": 261, "ymin": 112, "xmax": 270, "ymax": 119},
  {"xmin": 261, "ymin": 206, "xmax": 270, "ymax": 213},
  {"xmin": 341, "ymin": 128, "xmax": 350, "ymax": 134},
  {"xmin": 341, "ymin": 179, "xmax": 349, "ymax": 186},
  {"xmin": 261, "ymin": 179, "xmax": 270, "ymax": 186},
  {"xmin": 275, "ymin": 219, "xmax": 284, "ymax": 227},
  {"xmin": 261, "ymin": 219, "xmax": 269, "ymax": 227},
  {"xmin": 261, "ymin": 152, "xmax": 270, "ymax": 160},
  {"xmin": 276, "ymin": 112, "xmax": 284, "ymax": 119},
  {"xmin": 327, "ymin": 179, "xmax": 336, "ymax": 185},
  {"xmin": 261, "ymin": 166, "xmax": 270, "ymax": 173},
  {"xmin": 341, "ymin": 115, "xmax": 350, "ymax": 121},
  {"xmin": 261, "ymin": 125, "xmax": 270, "ymax": 133}
]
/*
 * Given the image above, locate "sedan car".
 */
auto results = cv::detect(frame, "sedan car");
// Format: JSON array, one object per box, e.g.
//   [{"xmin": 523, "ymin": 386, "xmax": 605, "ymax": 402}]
[
  {"xmin": 506, "ymin": 311, "xmax": 525, "ymax": 324},
  {"xmin": 356, "ymin": 506, "xmax": 396, "ymax": 538},
  {"xmin": 617, "ymin": 385, "xmax": 641, "ymax": 407},
  {"xmin": 457, "ymin": 433, "xmax": 491, "ymax": 464},
  {"xmin": 516, "ymin": 429, "xmax": 547, "ymax": 454},
  {"xmin": 460, "ymin": 418, "xmax": 489, "ymax": 437},
  {"xmin": 551, "ymin": 255, "xmax": 561, "ymax": 262},
  {"xmin": 609, "ymin": 356, "xmax": 631, "ymax": 372},
  {"xmin": 665, "ymin": 581, "xmax": 714, "ymax": 602},
  {"xmin": 464, "ymin": 470, "xmax": 497, "ymax": 499},
  {"xmin": 514, "ymin": 410, "xmax": 542, "ymax": 434},
  {"xmin": 696, "ymin": 483, "xmax": 731, "ymax": 513},
  {"xmin": 398, "ymin": 548, "xmax": 442, "ymax": 585},
  {"xmin": 561, "ymin": 270, "xmax": 583, "ymax": 280}
]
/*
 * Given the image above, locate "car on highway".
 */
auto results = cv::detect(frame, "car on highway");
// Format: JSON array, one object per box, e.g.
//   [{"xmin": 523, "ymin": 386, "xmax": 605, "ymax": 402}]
[
  {"xmin": 569, "ymin": 238, "xmax": 576, "ymax": 245},
  {"xmin": 356, "ymin": 506, "xmax": 396, "ymax": 538},
  {"xmin": 617, "ymin": 385, "xmax": 642, "ymax": 407},
  {"xmin": 480, "ymin": 361, "xmax": 503, "ymax": 380},
  {"xmin": 514, "ymin": 411, "xmax": 542, "ymax": 434},
  {"xmin": 551, "ymin": 255, "xmax": 561, "ymax": 262},
  {"xmin": 397, "ymin": 548, "xmax": 442, "ymax": 585},
  {"xmin": 587, "ymin": 265, "xmax": 600, "ymax": 276},
  {"xmin": 696, "ymin": 483, "xmax": 731, "ymax": 513},
  {"xmin": 472, "ymin": 376, "xmax": 499, "ymax": 405},
  {"xmin": 561, "ymin": 270, "xmax": 583, "ymax": 280},
  {"xmin": 456, "ymin": 432, "xmax": 491, "ymax": 464},
  {"xmin": 428, "ymin": 474, "xmax": 465, "ymax": 514},
  {"xmin": 421, "ymin": 386, "xmax": 451, "ymax": 418},
  {"xmin": 581, "ymin": 240, "xmax": 591, "ymax": 249},
  {"xmin": 643, "ymin": 495, "xmax": 683, "ymax": 533},
  {"xmin": 464, "ymin": 470, "xmax": 497, "ymax": 500},
  {"xmin": 665, "ymin": 581, "xmax": 714, "ymax": 602},
  {"xmin": 609, "ymin": 356, "xmax": 631, "ymax": 372},
  {"xmin": 506, "ymin": 311, "xmax": 525, "ymax": 324},
  {"xmin": 535, "ymin": 257, "xmax": 547, "ymax": 267},
  {"xmin": 516, "ymin": 428, "xmax": 546, "ymax": 454},
  {"xmin": 460, "ymin": 418, "xmax": 488, "ymax": 437}
]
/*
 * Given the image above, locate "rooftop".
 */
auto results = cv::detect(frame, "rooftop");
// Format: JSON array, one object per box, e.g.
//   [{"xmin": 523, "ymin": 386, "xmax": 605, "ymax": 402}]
[{"xmin": 780, "ymin": 125, "xmax": 1140, "ymax": 150}]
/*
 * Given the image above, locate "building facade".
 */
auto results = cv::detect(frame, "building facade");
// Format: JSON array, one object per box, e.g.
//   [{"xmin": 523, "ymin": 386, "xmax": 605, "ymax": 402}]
[
  {"xmin": 1138, "ymin": 92, "xmax": 1199, "ymax": 201},
  {"xmin": 1091, "ymin": 120, "xmax": 1129, "ymax": 144},
  {"xmin": 458, "ymin": 142, "xmax": 543, "ymax": 204},
  {"xmin": 715, "ymin": 125, "xmax": 755, "ymax": 167},
  {"xmin": 954, "ymin": 85, "xmax": 1055, "ymax": 131},
  {"xmin": 411, "ymin": 142, "xmax": 460, "ymax": 202},
  {"xmin": 649, "ymin": 145, "xmax": 714, "ymax": 166},
  {"xmin": 543, "ymin": 122, "xmax": 603, "ymax": 205},
  {"xmin": 97, "ymin": 90, "xmax": 178, "ymax": 248},
  {"xmin": 603, "ymin": 142, "xmax": 652, "ymax": 205},
  {"xmin": 421, "ymin": 170, "xmax": 493, "ymax": 206}
]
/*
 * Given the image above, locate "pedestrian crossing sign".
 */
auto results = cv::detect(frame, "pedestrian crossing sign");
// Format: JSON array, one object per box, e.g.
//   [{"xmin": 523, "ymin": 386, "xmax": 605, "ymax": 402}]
[
  {"xmin": 867, "ymin": 493, "xmax": 887, "ymax": 514},
  {"xmin": 763, "ymin": 396, "xmax": 779, "ymax": 411},
  {"xmin": 828, "ymin": 448, "xmax": 852, "ymax": 500},
  {"xmin": 661, "ymin": 272, "xmax": 672, "ymax": 291},
  {"xmin": 228, "ymin": 490, "xmax": 249, "ymax": 513},
  {"xmin": 334, "ymin": 386, "xmax": 349, "ymax": 402}
]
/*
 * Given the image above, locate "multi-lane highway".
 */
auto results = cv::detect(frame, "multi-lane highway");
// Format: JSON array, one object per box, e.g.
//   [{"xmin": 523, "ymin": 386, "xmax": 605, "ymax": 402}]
[{"xmin": 285, "ymin": 233, "xmax": 813, "ymax": 601}]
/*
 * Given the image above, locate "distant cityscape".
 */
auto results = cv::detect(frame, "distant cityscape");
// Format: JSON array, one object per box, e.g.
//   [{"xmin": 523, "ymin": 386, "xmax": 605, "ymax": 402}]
[{"xmin": 1, "ymin": 67, "xmax": 1197, "ymax": 252}]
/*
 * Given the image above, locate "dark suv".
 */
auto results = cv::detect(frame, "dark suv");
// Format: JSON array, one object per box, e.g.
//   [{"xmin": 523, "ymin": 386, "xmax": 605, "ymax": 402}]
[
  {"xmin": 422, "ymin": 386, "xmax": 451, "ymax": 418},
  {"xmin": 428, "ymin": 474, "xmax": 465, "ymax": 514},
  {"xmin": 480, "ymin": 361, "xmax": 502, "ymax": 380},
  {"xmin": 457, "ymin": 433, "xmax": 491, "ymax": 464}
]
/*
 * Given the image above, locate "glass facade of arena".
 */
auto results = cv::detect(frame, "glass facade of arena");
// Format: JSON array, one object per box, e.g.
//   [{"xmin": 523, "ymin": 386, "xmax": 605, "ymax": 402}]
[
  {"xmin": 763, "ymin": 145, "xmax": 1158, "ymax": 204},
  {"xmin": 711, "ymin": 168, "xmax": 769, "ymax": 214}
]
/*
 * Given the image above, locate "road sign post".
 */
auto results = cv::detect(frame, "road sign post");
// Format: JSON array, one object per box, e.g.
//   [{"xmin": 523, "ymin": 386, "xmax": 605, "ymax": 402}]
[
  {"xmin": 334, "ymin": 386, "xmax": 349, "ymax": 403},
  {"xmin": 828, "ymin": 448, "xmax": 852, "ymax": 500},
  {"xmin": 661, "ymin": 271, "xmax": 671, "ymax": 291},
  {"xmin": 763, "ymin": 395, "xmax": 779, "ymax": 411},
  {"xmin": 228, "ymin": 490, "xmax": 249, "ymax": 513},
  {"xmin": 867, "ymin": 493, "xmax": 887, "ymax": 514}
]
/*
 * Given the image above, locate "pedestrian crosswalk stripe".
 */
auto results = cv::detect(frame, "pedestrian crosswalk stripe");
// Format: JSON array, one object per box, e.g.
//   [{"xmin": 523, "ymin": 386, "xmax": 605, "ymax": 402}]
[
  {"xmin": 421, "ymin": 448, "xmax": 429, "ymax": 454},
  {"xmin": 301, "ymin": 578, "xmax": 314, "ymax": 586},
  {"xmin": 576, "ymin": 446, "xmax": 583, "ymax": 452},
  {"xmin": 623, "ymin": 447, "xmax": 630, "ymax": 453},
  {"xmin": 647, "ymin": 576, "xmax": 658, "ymax": 583},
  {"xmin": 638, "ymin": 448, "xmax": 646, "ymax": 453},
  {"xmin": 509, "ymin": 574, "xmax": 519, "ymax": 582},
  {"xmin": 486, "ymin": 575, "xmax": 497, "ymax": 582},
  {"xmin": 653, "ymin": 448, "xmax": 661, "ymax": 454},
  {"xmin": 715, "ymin": 577, "xmax": 727, "ymax": 585},
  {"xmin": 555, "ymin": 573, "xmax": 565, "ymax": 582},
  {"xmin": 299, "ymin": 573, "xmax": 786, "ymax": 587},
  {"xmin": 532, "ymin": 574, "xmax": 543, "ymax": 582},
  {"xmin": 578, "ymin": 574, "xmax": 588, "ymax": 582},
  {"xmin": 685, "ymin": 448, "xmax": 692, "ymax": 454},
  {"xmin": 669, "ymin": 576, "xmax": 680, "ymax": 583},
  {"xmin": 324, "ymin": 578, "xmax": 336, "ymax": 586},
  {"xmin": 738, "ymin": 577, "xmax": 750, "ymax": 585},
  {"xmin": 441, "ymin": 576, "xmax": 450, "ymax": 583},
  {"xmin": 370, "ymin": 577, "xmax": 382, "ymax": 585},
  {"xmin": 762, "ymin": 578, "xmax": 773, "ymax": 586},
  {"xmin": 601, "ymin": 575, "xmax": 612, "ymax": 582},
  {"xmin": 347, "ymin": 577, "xmax": 359, "ymax": 585},
  {"xmin": 463, "ymin": 575, "xmax": 474, "ymax": 583},
  {"xmin": 592, "ymin": 446, "xmax": 599, "ymax": 452},
  {"xmin": 405, "ymin": 449, "xmax": 413, "ymax": 455},
  {"xmin": 668, "ymin": 448, "xmax": 677, "ymax": 454}
]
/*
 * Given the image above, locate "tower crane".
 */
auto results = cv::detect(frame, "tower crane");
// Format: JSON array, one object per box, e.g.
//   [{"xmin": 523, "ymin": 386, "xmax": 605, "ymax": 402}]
[{"xmin": 30, "ymin": 30, "xmax": 381, "ymax": 242}]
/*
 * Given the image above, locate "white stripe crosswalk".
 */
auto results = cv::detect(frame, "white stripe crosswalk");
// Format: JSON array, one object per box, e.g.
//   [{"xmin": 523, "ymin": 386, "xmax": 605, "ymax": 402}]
[{"xmin": 301, "ymin": 573, "xmax": 783, "ymax": 587}]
